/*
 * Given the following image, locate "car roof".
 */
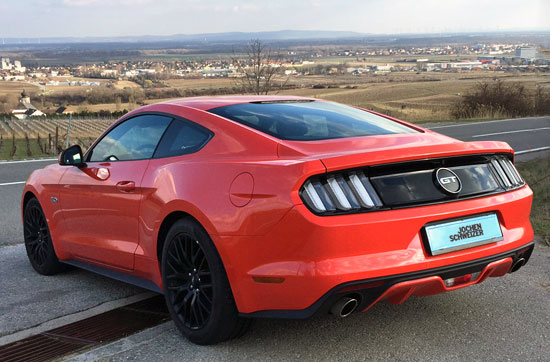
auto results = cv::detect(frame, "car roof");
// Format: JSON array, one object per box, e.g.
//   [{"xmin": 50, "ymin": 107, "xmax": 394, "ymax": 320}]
[{"xmin": 158, "ymin": 95, "xmax": 317, "ymax": 111}]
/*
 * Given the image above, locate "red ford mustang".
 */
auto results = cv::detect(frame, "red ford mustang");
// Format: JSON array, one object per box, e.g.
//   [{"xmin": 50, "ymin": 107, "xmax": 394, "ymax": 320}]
[{"xmin": 22, "ymin": 96, "xmax": 534, "ymax": 344}]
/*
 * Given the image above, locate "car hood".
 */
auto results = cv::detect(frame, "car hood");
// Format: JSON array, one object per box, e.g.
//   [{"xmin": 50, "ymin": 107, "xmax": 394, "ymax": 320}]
[{"xmin": 277, "ymin": 131, "xmax": 514, "ymax": 172}]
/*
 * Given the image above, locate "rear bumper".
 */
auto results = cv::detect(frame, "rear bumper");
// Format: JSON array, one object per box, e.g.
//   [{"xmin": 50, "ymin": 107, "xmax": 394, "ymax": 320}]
[
  {"xmin": 241, "ymin": 242, "xmax": 533, "ymax": 318},
  {"xmin": 217, "ymin": 186, "xmax": 534, "ymax": 316}
]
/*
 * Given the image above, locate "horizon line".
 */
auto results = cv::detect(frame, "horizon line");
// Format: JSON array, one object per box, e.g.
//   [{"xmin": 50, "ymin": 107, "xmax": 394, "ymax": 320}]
[{"xmin": 1, "ymin": 28, "xmax": 550, "ymax": 43}]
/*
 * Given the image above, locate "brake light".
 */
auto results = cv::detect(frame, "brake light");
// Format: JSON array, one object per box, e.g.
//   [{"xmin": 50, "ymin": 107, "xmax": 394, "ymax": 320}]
[
  {"xmin": 490, "ymin": 156, "xmax": 524, "ymax": 188},
  {"xmin": 300, "ymin": 171, "xmax": 382, "ymax": 214}
]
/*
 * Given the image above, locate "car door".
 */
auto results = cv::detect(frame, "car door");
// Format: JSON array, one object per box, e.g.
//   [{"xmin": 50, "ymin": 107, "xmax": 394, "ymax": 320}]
[{"xmin": 58, "ymin": 114, "xmax": 172, "ymax": 270}]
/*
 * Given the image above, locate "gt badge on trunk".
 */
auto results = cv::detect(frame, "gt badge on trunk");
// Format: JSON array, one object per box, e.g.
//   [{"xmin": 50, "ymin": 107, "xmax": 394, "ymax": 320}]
[{"xmin": 435, "ymin": 168, "xmax": 462, "ymax": 195}]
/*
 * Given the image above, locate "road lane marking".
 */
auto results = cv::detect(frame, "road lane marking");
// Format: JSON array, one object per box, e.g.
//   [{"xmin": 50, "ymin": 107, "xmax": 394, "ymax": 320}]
[
  {"xmin": 472, "ymin": 127, "xmax": 550, "ymax": 138},
  {"xmin": 428, "ymin": 117, "xmax": 548, "ymax": 129},
  {"xmin": 0, "ymin": 181, "xmax": 26, "ymax": 186},
  {"xmin": 0, "ymin": 158, "xmax": 57, "ymax": 165},
  {"xmin": 515, "ymin": 146, "xmax": 550, "ymax": 155}
]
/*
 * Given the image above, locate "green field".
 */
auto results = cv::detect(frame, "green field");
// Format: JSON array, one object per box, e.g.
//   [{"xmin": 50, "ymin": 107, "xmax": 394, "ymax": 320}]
[{"xmin": 0, "ymin": 137, "xmax": 54, "ymax": 160}]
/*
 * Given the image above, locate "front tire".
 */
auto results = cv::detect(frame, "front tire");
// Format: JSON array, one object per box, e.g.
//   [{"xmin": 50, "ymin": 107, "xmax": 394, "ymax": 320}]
[
  {"xmin": 23, "ymin": 198, "xmax": 65, "ymax": 275},
  {"xmin": 161, "ymin": 218, "xmax": 251, "ymax": 345}
]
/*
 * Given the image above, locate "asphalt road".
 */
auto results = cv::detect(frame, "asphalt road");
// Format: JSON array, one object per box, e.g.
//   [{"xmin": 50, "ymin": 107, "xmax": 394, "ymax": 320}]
[
  {"xmin": 0, "ymin": 159, "xmax": 57, "ymax": 246},
  {"xmin": 425, "ymin": 116, "xmax": 550, "ymax": 160},
  {"xmin": 0, "ymin": 117, "xmax": 549, "ymax": 361},
  {"xmin": 0, "ymin": 243, "xmax": 147, "ymax": 341}
]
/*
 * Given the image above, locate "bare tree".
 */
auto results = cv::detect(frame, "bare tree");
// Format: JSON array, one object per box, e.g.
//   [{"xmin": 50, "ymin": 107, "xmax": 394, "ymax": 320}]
[{"xmin": 232, "ymin": 39, "xmax": 287, "ymax": 95}]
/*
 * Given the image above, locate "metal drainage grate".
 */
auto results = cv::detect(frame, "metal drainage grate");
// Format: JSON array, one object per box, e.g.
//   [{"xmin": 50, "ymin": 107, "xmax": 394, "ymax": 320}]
[{"xmin": 0, "ymin": 295, "xmax": 169, "ymax": 362}]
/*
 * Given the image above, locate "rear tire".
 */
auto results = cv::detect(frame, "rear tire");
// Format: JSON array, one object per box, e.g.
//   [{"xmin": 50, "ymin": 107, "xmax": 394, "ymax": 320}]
[
  {"xmin": 23, "ymin": 198, "xmax": 65, "ymax": 275},
  {"xmin": 161, "ymin": 218, "xmax": 251, "ymax": 345}
]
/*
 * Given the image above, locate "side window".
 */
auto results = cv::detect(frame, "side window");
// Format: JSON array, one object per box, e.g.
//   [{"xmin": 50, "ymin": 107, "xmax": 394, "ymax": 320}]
[
  {"xmin": 88, "ymin": 115, "xmax": 171, "ymax": 162},
  {"xmin": 154, "ymin": 119, "xmax": 212, "ymax": 158}
]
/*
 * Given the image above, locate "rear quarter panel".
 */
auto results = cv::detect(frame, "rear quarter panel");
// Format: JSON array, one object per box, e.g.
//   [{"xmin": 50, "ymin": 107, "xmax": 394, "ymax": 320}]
[{"xmin": 134, "ymin": 105, "xmax": 327, "ymax": 289}]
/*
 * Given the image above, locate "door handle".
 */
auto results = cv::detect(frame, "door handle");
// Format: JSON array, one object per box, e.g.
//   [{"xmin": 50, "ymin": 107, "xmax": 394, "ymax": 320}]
[{"xmin": 116, "ymin": 181, "xmax": 135, "ymax": 192}]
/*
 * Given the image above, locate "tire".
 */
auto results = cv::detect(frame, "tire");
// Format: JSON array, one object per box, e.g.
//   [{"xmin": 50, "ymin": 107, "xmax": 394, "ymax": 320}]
[
  {"xmin": 23, "ymin": 198, "xmax": 65, "ymax": 275},
  {"xmin": 161, "ymin": 218, "xmax": 251, "ymax": 345}
]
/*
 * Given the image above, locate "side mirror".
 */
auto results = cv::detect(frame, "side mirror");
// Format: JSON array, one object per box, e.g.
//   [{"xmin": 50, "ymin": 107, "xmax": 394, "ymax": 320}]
[{"xmin": 59, "ymin": 145, "xmax": 86, "ymax": 167}]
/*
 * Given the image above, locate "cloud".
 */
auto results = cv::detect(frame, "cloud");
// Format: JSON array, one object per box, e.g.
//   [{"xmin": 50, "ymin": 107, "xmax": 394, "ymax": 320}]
[
  {"xmin": 232, "ymin": 2, "xmax": 260, "ymax": 13},
  {"xmin": 1, "ymin": 0, "xmax": 547, "ymax": 38},
  {"xmin": 61, "ymin": 0, "xmax": 153, "ymax": 6}
]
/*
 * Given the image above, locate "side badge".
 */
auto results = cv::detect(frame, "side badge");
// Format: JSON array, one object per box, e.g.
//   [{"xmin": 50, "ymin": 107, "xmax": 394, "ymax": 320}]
[{"xmin": 50, "ymin": 196, "xmax": 58, "ymax": 204}]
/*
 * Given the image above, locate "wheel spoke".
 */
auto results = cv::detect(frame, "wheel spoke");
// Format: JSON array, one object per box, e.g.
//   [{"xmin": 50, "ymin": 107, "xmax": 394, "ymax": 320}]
[
  {"xmin": 27, "ymin": 242, "xmax": 38, "ymax": 256},
  {"xmin": 31, "ymin": 208, "xmax": 39, "ymax": 226},
  {"xmin": 174, "ymin": 296, "xmax": 187, "ymax": 315},
  {"xmin": 192, "ymin": 246, "xmax": 201, "ymax": 264},
  {"xmin": 199, "ymin": 290, "xmax": 213, "ymax": 305},
  {"xmin": 24, "ymin": 219, "xmax": 35, "ymax": 229},
  {"xmin": 198, "ymin": 256, "xmax": 208, "ymax": 271},
  {"xmin": 27, "ymin": 240, "xmax": 39, "ymax": 249},
  {"xmin": 166, "ymin": 259, "xmax": 180, "ymax": 274},
  {"xmin": 166, "ymin": 271, "xmax": 187, "ymax": 281},
  {"xmin": 182, "ymin": 290, "xmax": 193, "ymax": 307},
  {"xmin": 196, "ymin": 300, "xmax": 206, "ymax": 326},
  {"xmin": 36, "ymin": 245, "xmax": 45, "ymax": 265},
  {"xmin": 177, "ymin": 237, "xmax": 193, "ymax": 268},
  {"xmin": 172, "ymin": 240, "xmax": 184, "ymax": 265},
  {"xmin": 185, "ymin": 239, "xmax": 194, "ymax": 266},
  {"xmin": 197, "ymin": 294, "xmax": 211, "ymax": 312},
  {"xmin": 25, "ymin": 233, "xmax": 39, "ymax": 242},
  {"xmin": 190, "ymin": 293, "xmax": 202, "ymax": 326},
  {"xmin": 167, "ymin": 250, "xmax": 180, "ymax": 265}
]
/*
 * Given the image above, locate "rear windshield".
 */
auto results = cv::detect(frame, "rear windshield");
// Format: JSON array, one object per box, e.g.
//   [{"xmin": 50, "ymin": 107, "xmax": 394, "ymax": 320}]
[{"xmin": 208, "ymin": 101, "xmax": 417, "ymax": 141}]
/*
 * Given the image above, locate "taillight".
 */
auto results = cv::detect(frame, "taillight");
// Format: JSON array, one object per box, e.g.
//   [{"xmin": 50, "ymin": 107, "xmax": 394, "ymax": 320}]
[
  {"xmin": 300, "ymin": 171, "xmax": 382, "ymax": 214},
  {"xmin": 490, "ymin": 156, "xmax": 524, "ymax": 189}
]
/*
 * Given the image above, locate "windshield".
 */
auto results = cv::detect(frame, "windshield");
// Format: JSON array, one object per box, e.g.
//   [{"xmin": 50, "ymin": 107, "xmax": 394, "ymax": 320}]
[{"xmin": 208, "ymin": 101, "xmax": 418, "ymax": 141}]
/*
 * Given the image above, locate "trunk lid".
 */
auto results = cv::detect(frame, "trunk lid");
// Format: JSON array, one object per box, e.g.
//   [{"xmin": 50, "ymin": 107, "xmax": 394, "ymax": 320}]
[{"xmin": 277, "ymin": 131, "xmax": 514, "ymax": 171}]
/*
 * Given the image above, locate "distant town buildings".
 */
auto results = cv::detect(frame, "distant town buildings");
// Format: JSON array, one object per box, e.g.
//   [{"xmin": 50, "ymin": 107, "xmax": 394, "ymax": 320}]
[
  {"xmin": 0, "ymin": 43, "xmax": 548, "ymax": 92},
  {"xmin": 0, "ymin": 57, "xmax": 26, "ymax": 72},
  {"xmin": 515, "ymin": 47, "xmax": 537, "ymax": 60}
]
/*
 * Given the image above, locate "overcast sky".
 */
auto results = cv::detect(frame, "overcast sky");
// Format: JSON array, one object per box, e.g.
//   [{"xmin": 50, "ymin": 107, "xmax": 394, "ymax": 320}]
[{"xmin": 0, "ymin": 0, "xmax": 548, "ymax": 38}]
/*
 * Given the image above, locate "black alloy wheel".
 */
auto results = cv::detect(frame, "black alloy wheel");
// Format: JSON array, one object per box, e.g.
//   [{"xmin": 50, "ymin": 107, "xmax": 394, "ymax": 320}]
[
  {"xmin": 164, "ymin": 232, "xmax": 213, "ymax": 330},
  {"xmin": 23, "ymin": 198, "xmax": 65, "ymax": 275},
  {"xmin": 161, "ymin": 218, "xmax": 251, "ymax": 345}
]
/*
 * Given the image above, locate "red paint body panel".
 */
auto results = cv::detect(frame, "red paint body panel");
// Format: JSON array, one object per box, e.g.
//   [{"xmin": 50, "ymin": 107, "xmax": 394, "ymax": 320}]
[
  {"xmin": 57, "ymin": 160, "xmax": 150, "ymax": 270},
  {"xmin": 22, "ymin": 96, "xmax": 534, "ymax": 316}
]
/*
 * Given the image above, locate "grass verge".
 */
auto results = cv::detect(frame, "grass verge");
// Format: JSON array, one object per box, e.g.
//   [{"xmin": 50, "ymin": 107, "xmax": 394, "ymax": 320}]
[
  {"xmin": 517, "ymin": 157, "xmax": 550, "ymax": 245},
  {"xmin": 0, "ymin": 138, "xmax": 57, "ymax": 160}
]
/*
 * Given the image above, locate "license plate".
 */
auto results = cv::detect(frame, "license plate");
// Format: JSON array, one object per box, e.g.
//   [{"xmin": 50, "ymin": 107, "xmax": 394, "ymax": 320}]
[{"xmin": 423, "ymin": 213, "xmax": 503, "ymax": 256}]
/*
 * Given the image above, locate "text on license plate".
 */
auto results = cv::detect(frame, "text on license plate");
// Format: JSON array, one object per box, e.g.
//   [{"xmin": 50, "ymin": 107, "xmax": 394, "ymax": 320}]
[{"xmin": 423, "ymin": 213, "xmax": 503, "ymax": 256}]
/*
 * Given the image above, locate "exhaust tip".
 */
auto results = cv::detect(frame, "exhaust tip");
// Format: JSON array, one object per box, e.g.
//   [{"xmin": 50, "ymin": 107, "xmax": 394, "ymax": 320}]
[
  {"xmin": 510, "ymin": 257, "xmax": 526, "ymax": 273},
  {"xmin": 331, "ymin": 297, "xmax": 359, "ymax": 318}
]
